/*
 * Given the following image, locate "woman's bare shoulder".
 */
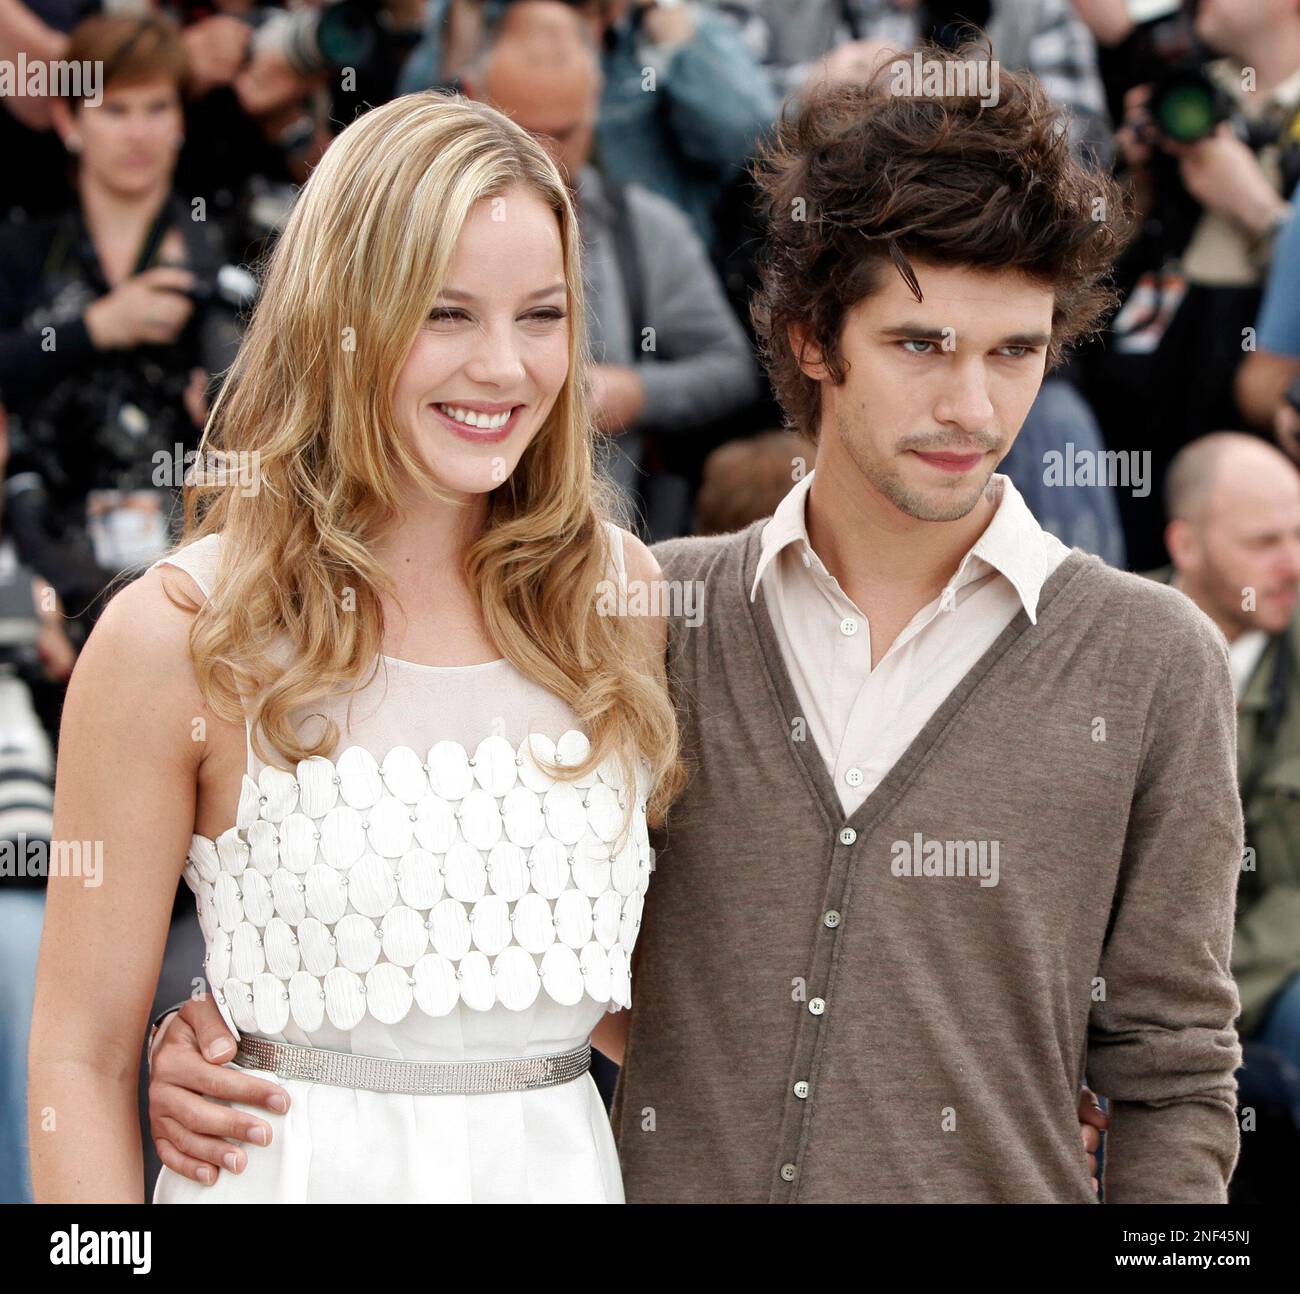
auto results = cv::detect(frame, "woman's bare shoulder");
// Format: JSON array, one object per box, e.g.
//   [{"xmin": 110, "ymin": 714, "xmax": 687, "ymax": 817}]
[{"xmin": 65, "ymin": 566, "xmax": 208, "ymax": 730}]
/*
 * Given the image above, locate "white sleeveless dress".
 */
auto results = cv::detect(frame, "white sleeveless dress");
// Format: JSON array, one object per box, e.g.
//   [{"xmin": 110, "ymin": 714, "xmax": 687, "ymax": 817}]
[{"xmin": 148, "ymin": 526, "xmax": 653, "ymax": 1203}]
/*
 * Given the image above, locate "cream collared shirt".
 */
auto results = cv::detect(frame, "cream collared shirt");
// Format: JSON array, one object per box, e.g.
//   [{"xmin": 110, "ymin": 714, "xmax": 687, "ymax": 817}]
[{"xmin": 750, "ymin": 470, "xmax": 1072, "ymax": 817}]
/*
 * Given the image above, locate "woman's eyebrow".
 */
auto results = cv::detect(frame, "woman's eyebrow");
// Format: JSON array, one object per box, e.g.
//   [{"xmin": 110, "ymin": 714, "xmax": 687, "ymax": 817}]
[{"xmin": 438, "ymin": 283, "xmax": 567, "ymax": 304}]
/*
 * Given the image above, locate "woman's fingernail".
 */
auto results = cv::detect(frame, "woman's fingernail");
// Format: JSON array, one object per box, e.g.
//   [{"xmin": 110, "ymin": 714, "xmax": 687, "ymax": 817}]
[
  {"xmin": 268, "ymin": 1094, "xmax": 288, "ymax": 1113},
  {"xmin": 198, "ymin": 1166, "xmax": 215, "ymax": 1185},
  {"xmin": 249, "ymin": 1125, "xmax": 269, "ymax": 1145},
  {"xmin": 223, "ymin": 1151, "xmax": 240, "ymax": 1172},
  {"xmin": 206, "ymin": 1039, "xmax": 234, "ymax": 1062}
]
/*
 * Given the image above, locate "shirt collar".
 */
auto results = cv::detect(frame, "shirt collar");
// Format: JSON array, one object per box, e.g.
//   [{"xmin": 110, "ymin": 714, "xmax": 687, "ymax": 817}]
[{"xmin": 748, "ymin": 469, "xmax": 1055, "ymax": 625}]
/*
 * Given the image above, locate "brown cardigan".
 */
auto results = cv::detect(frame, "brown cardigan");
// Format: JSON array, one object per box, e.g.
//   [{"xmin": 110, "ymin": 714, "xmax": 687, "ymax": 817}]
[{"xmin": 610, "ymin": 522, "xmax": 1243, "ymax": 1203}]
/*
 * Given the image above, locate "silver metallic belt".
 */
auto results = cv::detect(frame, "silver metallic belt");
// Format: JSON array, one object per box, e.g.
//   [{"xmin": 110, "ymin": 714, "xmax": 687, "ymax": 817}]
[{"xmin": 234, "ymin": 1035, "xmax": 592, "ymax": 1096}]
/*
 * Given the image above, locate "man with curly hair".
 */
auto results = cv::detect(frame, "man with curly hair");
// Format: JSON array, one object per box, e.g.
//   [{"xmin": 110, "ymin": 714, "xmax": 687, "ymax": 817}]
[{"xmin": 605, "ymin": 42, "xmax": 1245, "ymax": 1203}]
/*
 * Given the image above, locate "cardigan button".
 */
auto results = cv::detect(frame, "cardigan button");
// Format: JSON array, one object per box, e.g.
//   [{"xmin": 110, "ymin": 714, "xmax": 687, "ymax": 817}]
[
  {"xmin": 779, "ymin": 1163, "xmax": 797, "ymax": 1182},
  {"xmin": 793, "ymin": 1080, "xmax": 810, "ymax": 1100},
  {"xmin": 838, "ymin": 827, "xmax": 857, "ymax": 846},
  {"xmin": 808, "ymin": 997, "xmax": 826, "ymax": 1016},
  {"xmin": 823, "ymin": 910, "xmax": 841, "ymax": 929}
]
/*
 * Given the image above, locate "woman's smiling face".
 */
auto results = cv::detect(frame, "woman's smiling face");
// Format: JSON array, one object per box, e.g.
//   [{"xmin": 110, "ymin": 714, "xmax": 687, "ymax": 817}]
[{"xmin": 392, "ymin": 182, "xmax": 571, "ymax": 497}]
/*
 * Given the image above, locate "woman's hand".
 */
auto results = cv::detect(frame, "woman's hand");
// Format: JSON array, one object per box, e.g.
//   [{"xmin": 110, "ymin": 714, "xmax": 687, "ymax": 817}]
[{"xmin": 150, "ymin": 994, "xmax": 290, "ymax": 1187}]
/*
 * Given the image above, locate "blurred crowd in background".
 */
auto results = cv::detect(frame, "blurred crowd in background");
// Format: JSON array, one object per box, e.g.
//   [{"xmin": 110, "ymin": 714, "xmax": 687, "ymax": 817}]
[{"xmin": 2, "ymin": 0, "xmax": 1300, "ymax": 1204}]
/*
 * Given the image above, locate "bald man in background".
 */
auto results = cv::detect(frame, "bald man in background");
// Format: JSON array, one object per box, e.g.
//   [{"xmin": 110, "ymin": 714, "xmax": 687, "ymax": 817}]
[{"xmin": 1153, "ymin": 434, "xmax": 1300, "ymax": 1078}]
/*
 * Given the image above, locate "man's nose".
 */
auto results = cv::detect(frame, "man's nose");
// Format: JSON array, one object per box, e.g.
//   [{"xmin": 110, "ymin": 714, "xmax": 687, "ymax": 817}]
[
  {"xmin": 933, "ymin": 361, "xmax": 995, "ymax": 435},
  {"xmin": 1279, "ymin": 536, "xmax": 1300, "ymax": 582}
]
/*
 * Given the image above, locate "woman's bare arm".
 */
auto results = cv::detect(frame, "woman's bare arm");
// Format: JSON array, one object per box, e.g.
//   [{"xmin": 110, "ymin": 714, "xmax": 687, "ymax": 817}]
[{"xmin": 27, "ymin": 568, "xmax": 208, "ymax": 1202}]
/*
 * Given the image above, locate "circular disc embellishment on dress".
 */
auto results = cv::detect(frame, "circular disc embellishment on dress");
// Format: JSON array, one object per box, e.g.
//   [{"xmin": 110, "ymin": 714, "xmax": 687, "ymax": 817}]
[
  {"xmin": 336, "ymin": 746, "xmax": 383, "ymax": 809},
  {"xmin": 493, "ymin": 945, "xmax": 541, "ymax": 1010},
  {"xmin": 296, "ymin": 756, "xmax": 339, "ymax": 818},
  {"xmin": 427, "ymin": 740, "xmax": 473, "ymax": 800},
  {"xmin": 380, "ymin": 745, "xmax": 428, "ymax": 804},
  {"xmin": 318, "ymin": 805, "xmax": 366, "ymax": 869},
  {"xmin": 323, "ymin": 966, "xmax": 366, "ymax": 1030},
  {"xmin": 256, "ymin": 765, "xmax": 299, "ymax": 823},
  {"xmin": 472, "ymin": 734, "xmax": 518, "ymax": 797},
  {"xmin": 289, "ymin": 970, "xmax": 325, "ymax": 1031}
]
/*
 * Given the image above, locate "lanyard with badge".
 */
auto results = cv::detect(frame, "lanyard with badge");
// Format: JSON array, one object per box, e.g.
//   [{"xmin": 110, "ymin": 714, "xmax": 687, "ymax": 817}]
[{"xmin": 83, "ymin": 200, "xmax": 184, "ymax": 575}]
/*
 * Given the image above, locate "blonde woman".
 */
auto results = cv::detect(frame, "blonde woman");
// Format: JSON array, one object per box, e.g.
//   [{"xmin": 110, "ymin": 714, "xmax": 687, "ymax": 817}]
[{"xmin": 27, "ymin": 91, "xmax": 684, "ymax": 1204}]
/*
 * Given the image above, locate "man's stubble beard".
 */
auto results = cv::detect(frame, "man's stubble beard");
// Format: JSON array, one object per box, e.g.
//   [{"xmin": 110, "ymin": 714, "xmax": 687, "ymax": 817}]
[
  {"xmin": 1200, "ymin": 554, "xmax": 1285, "ymax": 638},
  {"xmin": 836, "ymin": 404, "xmax": 995, "ymax": 523}
]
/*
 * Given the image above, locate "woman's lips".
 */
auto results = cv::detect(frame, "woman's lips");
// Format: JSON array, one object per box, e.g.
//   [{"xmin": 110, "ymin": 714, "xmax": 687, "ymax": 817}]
[
  {"xmin": 430, "ymin": 403, "xmax": 523, "ymax": 444},
  {"xmin": 912, "ymin": 450, "xmax": 986, "ymax": 475}
]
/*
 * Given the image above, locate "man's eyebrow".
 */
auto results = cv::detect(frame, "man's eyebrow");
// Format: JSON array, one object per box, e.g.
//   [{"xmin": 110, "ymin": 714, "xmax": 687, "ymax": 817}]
[
  {"xmin": 438, "ymin": 283, "xmax": 567, "ymax": 304},
  {"xmin": 878, "ymin": 323, "xmax": 1051, "ymax": 348}
]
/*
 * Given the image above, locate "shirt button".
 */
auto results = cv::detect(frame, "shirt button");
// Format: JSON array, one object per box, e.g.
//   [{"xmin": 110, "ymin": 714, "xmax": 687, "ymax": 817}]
[
  {"xmin": 780, "ymin": 1162, "xmax": 798, "ymax": 1182},
  {"xmin": 809, "ymin": 997, "xmax": 826, "ymax": 1016},
  {"xmin": 793, "ymin": 1080, "xmax": 810, "ymax": 1100},
  {"xmin": 845, "ymin": 767, "xmax": 863, "ymax": 787},
  {"xmin": 838, "ymin": 827, "xmax": 857, "ymax": 845},
  {"xmin": 823, "ymin": 910, "xmax": 841, "ymax": 928},
  {"xmin": 839, "ymin": 616, "xmax": 858, "ymax": 636}
]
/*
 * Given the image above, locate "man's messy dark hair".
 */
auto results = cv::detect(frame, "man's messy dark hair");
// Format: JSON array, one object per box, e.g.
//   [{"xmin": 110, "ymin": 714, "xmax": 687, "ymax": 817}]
[{"xmin": 749, "ymin": 40, "xmax": 1133, "ymax": 443}]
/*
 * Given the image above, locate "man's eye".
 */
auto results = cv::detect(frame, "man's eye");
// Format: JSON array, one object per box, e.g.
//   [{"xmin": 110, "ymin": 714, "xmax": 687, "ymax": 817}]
[
  {"xmin": 901, "ymin": 339, "xmax": 935, "ymax": 355},
  {"xmin": 998, "ymin": 345, "xmax": 1032, "ymax": 358}
]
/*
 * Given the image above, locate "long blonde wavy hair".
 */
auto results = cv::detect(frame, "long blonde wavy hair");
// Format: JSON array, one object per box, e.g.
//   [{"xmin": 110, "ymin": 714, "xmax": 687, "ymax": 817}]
[{"xmin": 166, "ymin": 91, "xmax": 686, "ymax": 833}]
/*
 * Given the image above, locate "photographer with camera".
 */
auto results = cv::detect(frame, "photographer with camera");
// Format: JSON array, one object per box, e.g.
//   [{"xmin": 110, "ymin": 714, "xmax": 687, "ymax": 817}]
[
  {"xmin": 0, "ymin": 12, "xmax": 245, "ymax": 630},
  {"xmin": 1080, "ymin": 0, "xmax": 1300, "ymax": 568}
]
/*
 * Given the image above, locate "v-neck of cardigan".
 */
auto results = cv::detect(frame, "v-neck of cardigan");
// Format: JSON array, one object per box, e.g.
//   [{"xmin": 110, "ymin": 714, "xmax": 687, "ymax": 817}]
[{"xmin": 737, "ymin": 521, "xmax": 1094, "ymax": 838}]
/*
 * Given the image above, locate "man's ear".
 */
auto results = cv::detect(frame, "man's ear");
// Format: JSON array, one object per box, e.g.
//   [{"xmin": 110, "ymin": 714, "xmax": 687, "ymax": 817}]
[
  {"xmin": 787, "ymin": 321, "xmax": 829, "ymax": 381},
  {"xmin": 50, "ymin": 98, "xmax": 76, "ymax": 148},
  {"xmin": 1165, "ymin": 518, "xmax": 1197, "ymax": 574}
]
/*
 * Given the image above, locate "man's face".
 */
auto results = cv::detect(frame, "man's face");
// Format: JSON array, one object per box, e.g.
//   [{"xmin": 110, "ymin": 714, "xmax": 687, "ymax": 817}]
[
  {"xmin": 479, "ymin": 37, "xmax": 598, "ymax": 184},
  {"xmin": 1181, "ymin": 484, "xmax": 1300, "ymax": 636},
  {"xmin": 506, "ymin": 87, "xmax": 596, "ymax": 187},
  {"xmin": 795, "ymin": 258, "xmax": 1053, "ymax": 523}
]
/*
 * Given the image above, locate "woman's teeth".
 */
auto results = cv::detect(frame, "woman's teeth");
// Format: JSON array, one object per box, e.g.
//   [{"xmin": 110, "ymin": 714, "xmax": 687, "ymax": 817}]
[{"xmin": 437, "ymin": 404, "xmax": 514, "ymax": 429}]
